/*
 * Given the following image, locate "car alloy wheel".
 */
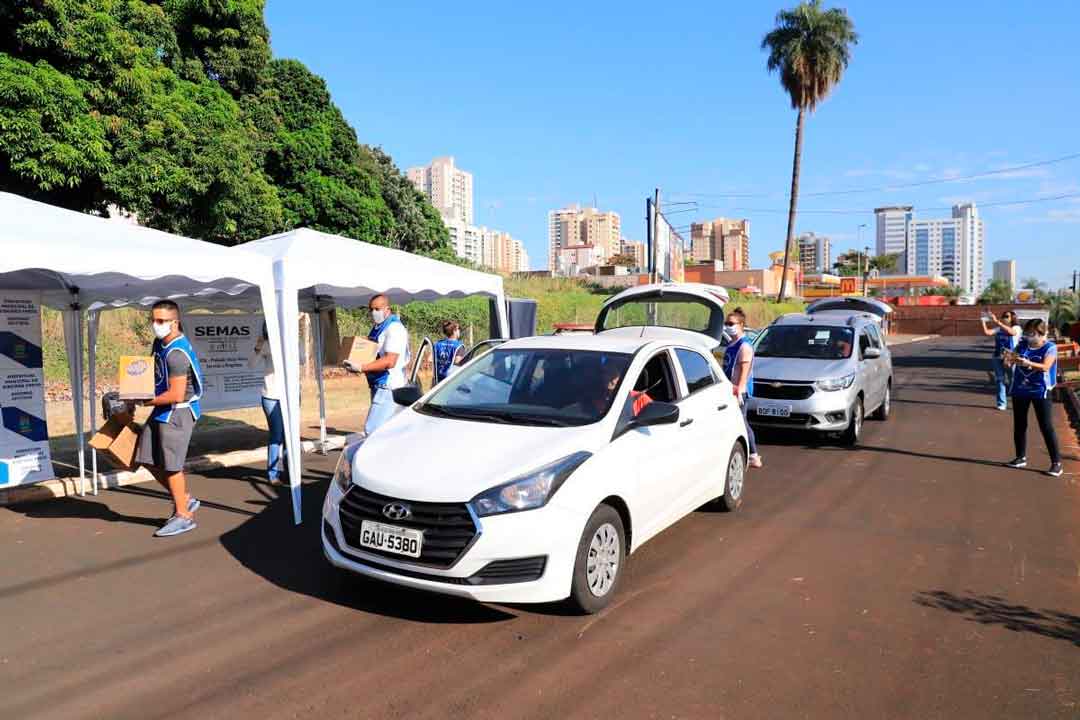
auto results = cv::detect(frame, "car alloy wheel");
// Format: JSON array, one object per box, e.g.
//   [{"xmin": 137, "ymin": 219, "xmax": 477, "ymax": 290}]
[
  {"xmin": 718, "ymin": 443, "xmax": 745, "ymax": 512},
  {"xmin": 586, "ymin": 522, "xmax": 621, "ymax": 598}
]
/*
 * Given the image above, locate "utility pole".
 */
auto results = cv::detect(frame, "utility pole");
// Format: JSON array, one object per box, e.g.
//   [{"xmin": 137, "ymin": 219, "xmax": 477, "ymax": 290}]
[
  {"xmin": 863, "ymin": 244, "xmax": 870, "ymax": 297},
  {"xmin": 650, "ymin": 187, "xmax": 660, "ymax": 284},
  {"xmin": 1073, "ymin": 269, "xmax": 1078, "ymax": 294}
]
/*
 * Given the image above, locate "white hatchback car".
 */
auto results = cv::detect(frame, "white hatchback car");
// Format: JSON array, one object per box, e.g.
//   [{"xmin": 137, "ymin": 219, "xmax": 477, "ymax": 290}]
[{"xmin": 323, "ymin": 333, "xmax": 749, "ymax": 613}]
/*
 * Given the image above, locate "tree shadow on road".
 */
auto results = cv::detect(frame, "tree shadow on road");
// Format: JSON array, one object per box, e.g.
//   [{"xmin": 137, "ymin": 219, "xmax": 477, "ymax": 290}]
[
  {"xmin": 914, "ymin": 590, "xmax": 1080, "ymax": 647},
  {"xmin": 218, "ymin": 477, "xmax": 516, "ymax": 625},
  {"xmin": 893, "ymin": 397, "xmax": 1000, "ymax": 411}
]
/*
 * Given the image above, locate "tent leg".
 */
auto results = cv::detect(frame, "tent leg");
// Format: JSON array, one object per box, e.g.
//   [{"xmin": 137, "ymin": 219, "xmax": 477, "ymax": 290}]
[
  {"xmin": 311, "ymin": 309, "xmax": 328, "ymax": 454},
  {"xmin": 88, "ymin": 312, "xmax": 99, "ymax": 495},
  {"xmin": 75, "ymin": 309, "xmax": 86, "ymax": 497}
]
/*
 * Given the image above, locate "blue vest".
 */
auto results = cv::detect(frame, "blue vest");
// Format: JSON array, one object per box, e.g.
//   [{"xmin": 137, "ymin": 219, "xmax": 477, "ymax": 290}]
[
  {"xmin": 1011, "ymin": 340, "xmax": 1057, "ymax": 399},
  {"xmin": 994, "ymin": 327, "xmax": 1018, "ymax": 357},
  {"xmin": 366, "ymin": 315, "xmax": 402, "ymax": 389},
  {"xmin": 151, "ymin": 334, "xmax": 204, "ymax": 422},
  {"xmin": 723, "ymin": 336, "xmax": 754, "ymax": 397},
  {"xmin": 433, "ymin": 338, "xmax": 463, "ymax": 383}
]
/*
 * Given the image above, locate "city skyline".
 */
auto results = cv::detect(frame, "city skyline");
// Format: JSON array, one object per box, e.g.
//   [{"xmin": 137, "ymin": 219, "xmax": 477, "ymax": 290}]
[{"xmin": 266, "ymin": 1, "xmax": 1078, "ymax": 285}]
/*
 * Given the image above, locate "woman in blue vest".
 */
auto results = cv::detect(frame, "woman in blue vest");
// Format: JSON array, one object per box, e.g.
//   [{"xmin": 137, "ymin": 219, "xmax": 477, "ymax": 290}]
[
  {"xmin": 980, "ymin": 309, "xmax": 1020, "ymax": 410},
  {"xmin": 1004, "ymin": 318, "xmax": 1062, "ymax": 477},
  {"xmin": 135, "ymin": 300, "xmax": 205, "ymax": 537},
  {"xmin": 433, "ymin": 320, "xmax": 465, "ymax": 385},
  {"xmin": 343, "ymin": 294, "xmax": 410, "ymax": 436},
  {"xmin": 722, "ymin": 307, "xmax": 762, "ymax": 469}
]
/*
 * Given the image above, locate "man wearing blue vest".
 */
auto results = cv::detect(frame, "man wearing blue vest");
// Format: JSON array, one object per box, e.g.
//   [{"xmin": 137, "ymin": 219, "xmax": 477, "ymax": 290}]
[
  {"xmin": 135, "ymin": 300, "xmax": 205, "ymax": 537},
  {"xmin": 722, "ymin": 307, "xmax": 763, "ymax": 469},
  {"xmin": 433, "ymin": 320, "xmax": 465, "ymax": 384},
  {"xmin": 344, "ymin": 294, "xmax": 410, "ymax": 436}
]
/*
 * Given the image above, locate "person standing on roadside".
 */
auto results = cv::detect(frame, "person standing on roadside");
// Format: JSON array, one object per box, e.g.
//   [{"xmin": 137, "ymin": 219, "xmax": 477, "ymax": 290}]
[
  {"xmin": 981, "ymin": 309, "xmax": 1021, "ymax": 410},
  {"xmin": 433, "ymin": 320, "xmax": 466, "ymax": 385},
  {"xmin": 249, "ymin": 321, "xmax": 286, "ymax": 484},
  {"xmin": 722, "ymin": 307, "xmax": 762, "ymax": 468},
  {"xmin": 1004, "ymin": 318, "xmax": 1062, "ymax": 477},
  {"xmin": 343, "ymin": 294, "xmax": 410, "ymax": 436},
  {"xmin": 135, "ymin": 300, "xmax": 204, "ymax": 537}
]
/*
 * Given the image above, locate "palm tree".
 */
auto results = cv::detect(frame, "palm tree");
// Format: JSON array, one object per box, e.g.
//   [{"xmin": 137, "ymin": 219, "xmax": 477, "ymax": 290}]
[
  {"xmin": 1047, "ymin": 291, "xmax": 1079, "ymax": 334},
  {"xmin": 762, "ymin": 1, "xmax": 858, "ymax": 301}
]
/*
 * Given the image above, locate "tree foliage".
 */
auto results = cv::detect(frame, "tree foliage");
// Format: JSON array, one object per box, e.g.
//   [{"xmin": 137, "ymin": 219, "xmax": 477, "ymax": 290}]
[
  {"xmin": 978, "ymin": 279, "xmax": 1013, "ymax": 304},
  {"xmin": 0, "ymin": 0, "xmax": 451, "ymax": 254}
]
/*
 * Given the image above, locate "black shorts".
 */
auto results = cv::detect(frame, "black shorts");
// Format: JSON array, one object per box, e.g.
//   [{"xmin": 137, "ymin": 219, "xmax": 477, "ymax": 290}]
[{"xmin": 135, "ymin": 408, "xmax": 195, "ymax": 473}]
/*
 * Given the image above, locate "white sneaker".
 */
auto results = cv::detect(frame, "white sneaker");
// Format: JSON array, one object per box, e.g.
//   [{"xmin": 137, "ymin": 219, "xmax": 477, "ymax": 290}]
[{"xmin": 749, "ymin": 453, "xmax": 763, "ymax": 468}]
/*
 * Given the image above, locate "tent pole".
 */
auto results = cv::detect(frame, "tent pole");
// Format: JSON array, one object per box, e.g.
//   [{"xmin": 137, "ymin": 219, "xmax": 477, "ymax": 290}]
[
  {"xmin": 72, "ymin": 299, "xmax": 86, "ymax": 497},
  {"xmin": 311, "ymin": 305, "xmax": 328, "ymax": 453},
  {"xmin": 88, "ymin": 311, "xmax": 99, "ymax": 495}
]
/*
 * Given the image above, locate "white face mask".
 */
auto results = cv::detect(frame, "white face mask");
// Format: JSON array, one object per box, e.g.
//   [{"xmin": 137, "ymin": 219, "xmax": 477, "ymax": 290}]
[
  {"xmin": 370, "ymin": 309, "xmax": 387, "ymax": 325},
  {"xmin": 152, "ymin": 320, "xmax": 173, "ymax": 340},
  {"xmin": 1025, "ymin": 333, "xmax": 1045, "ymax": 346}
]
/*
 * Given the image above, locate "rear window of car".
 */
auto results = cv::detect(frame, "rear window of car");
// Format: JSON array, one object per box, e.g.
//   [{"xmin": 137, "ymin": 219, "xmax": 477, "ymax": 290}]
[
  {"xmin": 597, "ymin": 293, "xmax": 723, "ymax": 338},
  {"xmin": 675, "ymin": 348, "xmax": 717, "ymax": 394}
]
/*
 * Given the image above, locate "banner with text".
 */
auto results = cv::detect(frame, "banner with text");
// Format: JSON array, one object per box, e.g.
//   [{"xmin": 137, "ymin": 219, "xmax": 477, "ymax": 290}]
[
  {"xmin": 0, "ymin": 291, "xmax": 53, "ymax": 487},
  {"xmin": 184, "ymin": 314, "xmax": 265, "ymax": 412}
]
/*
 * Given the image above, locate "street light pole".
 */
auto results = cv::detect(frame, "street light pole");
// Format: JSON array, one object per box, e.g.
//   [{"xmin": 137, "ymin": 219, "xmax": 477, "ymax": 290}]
[
  {"xmin": 863, "ymin": 244, "xmax": 870, "ymax": 297},
  {"xmin": 857, "ymin": 223, "xmax": 868, "ymax": 296}
]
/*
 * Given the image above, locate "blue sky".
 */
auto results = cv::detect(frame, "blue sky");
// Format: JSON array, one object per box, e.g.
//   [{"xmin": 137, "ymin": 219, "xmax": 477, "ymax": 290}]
[{"xmin": 265, "ymin": 0, "xmax": 1080, "ymax": 289}]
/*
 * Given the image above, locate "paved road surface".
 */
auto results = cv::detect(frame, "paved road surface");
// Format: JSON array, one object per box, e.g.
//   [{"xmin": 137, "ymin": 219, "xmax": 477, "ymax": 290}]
[{"xmin": 1, "ymin": 338, "xmax": 1077, "ymax": 719}]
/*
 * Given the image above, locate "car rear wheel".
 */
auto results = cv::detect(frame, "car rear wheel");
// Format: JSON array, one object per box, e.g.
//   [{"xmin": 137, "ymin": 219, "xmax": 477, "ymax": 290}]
[
  {"xmin": 718, "ymin": 442, "xmax": 746, "ymax": 512},
  {"xmin": 872, "ymin": 382, "xmax": 891, "ymax": 421},
  {"xmin": 841, "ymin": 396, "xmax": 864, "ymax": 446},
  {"xmin": 569, "ymin": 505, "xmax": 625, "ymax": 614}
]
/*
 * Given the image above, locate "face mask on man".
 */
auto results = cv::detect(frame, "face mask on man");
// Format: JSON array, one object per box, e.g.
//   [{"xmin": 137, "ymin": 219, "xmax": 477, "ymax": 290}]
[
  {"xmin": 370, "ymin": 308, "xmax": 388, "ymax": 325},
  {"xmin": 723, "ymin": 323, "xmax": 740, "ymax": 341},
  {"xmin": 152, "ymin": 320, "xmax": 173, "ymax": 340}
]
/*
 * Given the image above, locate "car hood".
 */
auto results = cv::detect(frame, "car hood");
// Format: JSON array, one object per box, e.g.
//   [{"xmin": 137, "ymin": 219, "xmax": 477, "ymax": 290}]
[
  {"xmin": 752, "ymin": 356, "xmax": 853, "ymax": 382},
  {"xmin": 349, "ymin": 409, "xmax": 603, "ymax": 502}
]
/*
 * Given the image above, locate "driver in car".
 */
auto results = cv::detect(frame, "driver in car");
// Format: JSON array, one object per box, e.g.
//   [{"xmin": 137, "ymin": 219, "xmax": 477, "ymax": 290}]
[{"xmin": 568, "ymin": 361, "xmax": 623, "ymax": 418}]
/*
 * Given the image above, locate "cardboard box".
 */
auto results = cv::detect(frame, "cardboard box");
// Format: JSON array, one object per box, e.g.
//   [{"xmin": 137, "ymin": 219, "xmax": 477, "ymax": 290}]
[
  {"xmin": 118, "ymin": 355, "xmax": 155, "ymax": 400},
  {"xmin": 338, "ymin": 336, "xmax": 378, "ymax": 367},
  {"xmin": 89, "ymin": 413, "xmax": 142, "ymax": 470}
]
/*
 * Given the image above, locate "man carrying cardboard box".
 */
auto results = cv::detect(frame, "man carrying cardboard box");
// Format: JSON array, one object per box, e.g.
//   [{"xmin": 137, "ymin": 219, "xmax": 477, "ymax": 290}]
[
  {"xmin": 343, "ymin": 294, "xmax": 410, "ymax": 436},
  {"xmin": 134, "ymin": 300, "xmax": 205, "ymax": 537}
]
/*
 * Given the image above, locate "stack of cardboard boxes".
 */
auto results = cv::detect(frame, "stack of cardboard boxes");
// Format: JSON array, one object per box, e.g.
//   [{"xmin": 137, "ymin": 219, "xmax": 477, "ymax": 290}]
[{"xmin": 89, "ymin": 355, "xmax": 154, "ymax": 469}]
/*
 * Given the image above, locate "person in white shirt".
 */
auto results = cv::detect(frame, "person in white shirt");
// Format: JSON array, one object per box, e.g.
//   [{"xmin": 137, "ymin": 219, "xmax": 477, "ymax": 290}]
[
  {"xmin": 249, "ymin": 321, "xmax": 287, "ymax": 483},
  {"xmin": 343, "ymin": 294, "xmax": 410, "ymax": 435}
]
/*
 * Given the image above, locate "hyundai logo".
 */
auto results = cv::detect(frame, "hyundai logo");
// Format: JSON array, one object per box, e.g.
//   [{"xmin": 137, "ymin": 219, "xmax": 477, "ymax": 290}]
[
  {"xmin": 770, "ymin": 381, "xmax": 783, "ymax": 388},
  {"xmin": 382, "ymin": 502, "xmax": 412, "ymax": 521}
]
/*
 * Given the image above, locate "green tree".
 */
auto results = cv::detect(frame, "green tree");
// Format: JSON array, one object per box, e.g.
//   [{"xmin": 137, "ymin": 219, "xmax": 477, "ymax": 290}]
[
  {"xmin": 870, "ymin": 253, "xmax": 899, "ymax": 274},
  {"xmin": 979, "ymin": 279, "xmax": 1013, "ymax": 304},
  {"xmin": 832, "ymin": 249, "xmax": 862, "ymax": 276},
  {"xmin": 166, "ymin": 0, "xmax": 271, "ymax": 96},
  {"xmin": 762, "ymin": 0, "xmax": 858, "ymax": 301},
  {"xmin": 1047, "ymin": 291, "xmax": 1079, "ymax": 333},
  {"xmin": 361, "ymin": 144, "xmax": 451, "ymax": 255},
  {"xmin": 610, "ymin": 253, "xmax": 639, "ymax": 267},
  {"xmin": 923, "ymin": 285, "xmax": 962, "ymax": 298}
]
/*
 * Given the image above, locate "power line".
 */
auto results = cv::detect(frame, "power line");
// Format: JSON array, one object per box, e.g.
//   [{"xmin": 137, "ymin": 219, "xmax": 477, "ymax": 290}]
[
  {"xmin": 689, "ymin": 191, "xmax": 1080, "ymax": 217},
  {"xmin": 669, "ymin": 151, "xmax": 1080, "ymax": 201}
]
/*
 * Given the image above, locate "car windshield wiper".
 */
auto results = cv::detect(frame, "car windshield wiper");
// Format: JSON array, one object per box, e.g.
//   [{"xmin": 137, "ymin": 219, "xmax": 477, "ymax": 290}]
[
  {"xmin": 502, "ymin": 413, "xmax": 574, "ymax": 427},
  {"xmin": 420, "ymin": 405, "xmax": 514, "ymax": 424}
]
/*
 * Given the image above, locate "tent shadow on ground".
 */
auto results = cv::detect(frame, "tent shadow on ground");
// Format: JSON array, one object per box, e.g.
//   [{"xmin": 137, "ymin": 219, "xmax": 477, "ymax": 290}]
[
  {"xmin": 218, "ymin": 474, "xmax": 516, "ymax": 624},
  {"xmin": 914, "ymin": 590, "xmax": 1080, "ymax": 647},
  {"xmin": 7, "ymin": 494, "xmax": 164, "ymax": 528}
]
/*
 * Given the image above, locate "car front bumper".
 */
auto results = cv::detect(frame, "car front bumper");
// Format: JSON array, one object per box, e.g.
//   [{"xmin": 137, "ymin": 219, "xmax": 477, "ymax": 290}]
[
  {"xmin": 321, "ymin": 481, "xmax": 581, "ymax": 604},
  {"xmin": 746, "ymin": 391, "xmax": 855, "ymax": 432}
]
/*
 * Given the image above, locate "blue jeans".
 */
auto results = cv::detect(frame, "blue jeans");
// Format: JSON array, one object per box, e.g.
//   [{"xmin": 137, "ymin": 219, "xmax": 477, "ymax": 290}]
[
  {"xmin": 740, "ymin": 394, "xmax": 758, "ymax": 456},
  {"xmin": 261, "ymin": 396, "xmax": 286, "ymax": 481},
  {"xmin": 992, "ymin": 357, "xmax": 1010, "ymax": 408},
  {"xmin": 365, "ymin": 387, "xmax": 397, "ymax": 436}
]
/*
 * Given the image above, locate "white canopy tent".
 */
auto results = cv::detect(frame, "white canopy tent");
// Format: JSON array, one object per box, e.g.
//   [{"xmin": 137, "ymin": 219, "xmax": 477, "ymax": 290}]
[
  {"xmin": 0, "ymin": 193, "xmax": 301, "ymax": 520},
  {"xmin": 239, "ymin": 228, "xmax": 509, "ymax": 516}
]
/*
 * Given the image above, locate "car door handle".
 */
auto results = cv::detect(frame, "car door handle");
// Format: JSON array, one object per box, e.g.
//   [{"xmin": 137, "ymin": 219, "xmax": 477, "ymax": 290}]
[
  {"xmin": 679, "ymin": 418, "xmax": 694, "ymax": 427},
  {"xmin": 716, "ymin": 404, "xmax": 729, "ymax": 411}
]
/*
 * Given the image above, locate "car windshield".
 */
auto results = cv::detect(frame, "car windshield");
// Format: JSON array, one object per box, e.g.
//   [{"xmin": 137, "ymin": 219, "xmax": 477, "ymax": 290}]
[
  {"xmin": 597, "ymin": 293, "xmax": 722, "ymax": 338},
  {"xmin": 755, "ymin": 325, "xmax": 854, "ymax": 360},
  {"xmin": 419, "ymin": 348, "xmax": 633, "ymax": 426}
]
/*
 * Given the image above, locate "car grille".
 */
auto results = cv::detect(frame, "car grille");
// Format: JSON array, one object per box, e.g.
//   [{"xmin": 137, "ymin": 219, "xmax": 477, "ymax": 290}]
[
  {"xmin": 752, "ymin": 379, "xmax": 815, "ymax": 400},
  {"xmin": 338, "ymin": 486, "xmax": 478, "ymax": 568},
  {"xmin": 469, "ymin": 557, "xmax": 547, "ymax": 585}
]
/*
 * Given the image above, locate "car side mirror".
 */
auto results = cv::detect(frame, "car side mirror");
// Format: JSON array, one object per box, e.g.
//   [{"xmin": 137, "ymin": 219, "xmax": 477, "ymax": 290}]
[
  {"xmin": 864, "ymin": 347, "xmax": 882, "ymax": 359},
  {"xmin": 631, "ymin": 401, "xmax": 680, "ymax": 428},
  {"xmin": 392, "ymin": 384, "xmax": 422, "ymax": 406}
]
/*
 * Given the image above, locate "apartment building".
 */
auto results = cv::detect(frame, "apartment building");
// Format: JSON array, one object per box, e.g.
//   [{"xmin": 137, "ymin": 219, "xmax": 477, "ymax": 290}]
[
  {"xmin": 993, "ymin": 259, "xmax": 1016, "ymax": 290},
  {"xmin": 689, "ymin": 218, "xmax": 750, "ymax": 270},
  {"xmin": 547, "ymin": 205, "xmax": 621, "ymax": 271},
  {"xmin": 620, "ymin": 239, "xmax": 646, "ymax": 270},
  {"xmin": 407, "ymin": 156, "xmax": 475, "ymax": 224},
  {"xmin": 797, "ymin": 232, "xmax": 831, "ymax": 274},
  {"xmin": 906, "ymin": 203, "xmax": 985, "ymax": 296}
]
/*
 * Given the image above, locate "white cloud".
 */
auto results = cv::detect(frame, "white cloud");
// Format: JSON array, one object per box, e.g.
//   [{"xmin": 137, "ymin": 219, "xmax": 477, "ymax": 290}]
[{"xmin": 1019, "ymin": 208, "xmax": 1080, "ymax": 224}]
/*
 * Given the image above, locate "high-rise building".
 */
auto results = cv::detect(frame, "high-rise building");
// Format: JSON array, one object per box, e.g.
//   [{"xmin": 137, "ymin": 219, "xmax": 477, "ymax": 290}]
[
  {"xmin": 874, "ymin": 206, "xmax": 913, "ymax": 265},
  {"xmin": 689, "ymin": 218, "xmax": 750, "ymax": 270},
  {"xmin": 547, "ymin": 205, "xmax": 621, "ymax": 271},
  {"xmin": 993, "ymin": 259, "xmax": 1016, "ymax": 290},
  {"xmin": 797, "ymin": 232, "xmax": 831, "ymax": 274},
  {"xmin": 620, "ymin": 239, "xmax": 646, "ymax": 270},
  {"xmin": 407, "ymin": 156, "xmax": 474, "ymax": 224},
  {"xmin": 443, "ymin": 217, "xmax": 486, "ymax": 266},
  {"xmin": 906, "ymin": 203, "xmax": 985, "ymax": 296},
  {"xmin": 556, "ymin": 245, "xmax": 601, "ymax": 276},
  {"xmin": 482, "ymin": 229, "xmax": 529, "ymax": 273}
]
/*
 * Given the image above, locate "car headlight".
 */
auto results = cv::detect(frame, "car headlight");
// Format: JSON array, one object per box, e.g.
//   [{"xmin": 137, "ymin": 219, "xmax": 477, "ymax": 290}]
[
  {"xmin": 333, "ymin": 441, "xmax": 363, "ymax": 493},
  {"xmin": 816, "ymin": 372, "xmax": 856, "ymax": 392},
  {"xmin": 470, "ymin": 452, "xmax": 591, "ymax": 517}
]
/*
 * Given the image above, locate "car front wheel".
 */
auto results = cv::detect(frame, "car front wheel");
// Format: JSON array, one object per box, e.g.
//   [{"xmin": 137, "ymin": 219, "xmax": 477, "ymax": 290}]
[
  {"xmin": 569, "ymin": 504, "xmax": 626, "ymax": 614},
  {"xmin": 841, "ymin": 396, "xmax": 864, "ymax": 446},
  {"xmin": 872, "ymin": 382, "xmax": 891, "ymax": 421}
]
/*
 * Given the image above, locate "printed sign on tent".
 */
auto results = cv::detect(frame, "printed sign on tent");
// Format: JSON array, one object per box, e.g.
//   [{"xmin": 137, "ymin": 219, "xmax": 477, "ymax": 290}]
[
  {"xmin": 184, "ymin": 314, "xmax": 266, "ymax": 412},
  {"xmin": 0, "ymin": 290, "xmax": 53, "ymax": 487}
]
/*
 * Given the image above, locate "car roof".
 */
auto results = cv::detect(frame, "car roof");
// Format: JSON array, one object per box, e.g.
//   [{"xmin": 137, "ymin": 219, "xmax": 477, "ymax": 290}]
[
  {"xmin": 497, "ymin": 333, "xmax": 662, "ymax": 354},
  {"xmin": 771, "ymin": 312, "xmax": 877, "ymax": 328},
  {"xmin": 600, "ymin": 282, "xmax": 730, "ymax": 309}
]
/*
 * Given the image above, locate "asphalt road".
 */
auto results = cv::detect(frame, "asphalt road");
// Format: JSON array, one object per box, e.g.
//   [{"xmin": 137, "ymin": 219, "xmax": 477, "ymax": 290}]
[{"xmin": 1, "ymin": 337, "xmax": 1077, "ymax": 720}]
